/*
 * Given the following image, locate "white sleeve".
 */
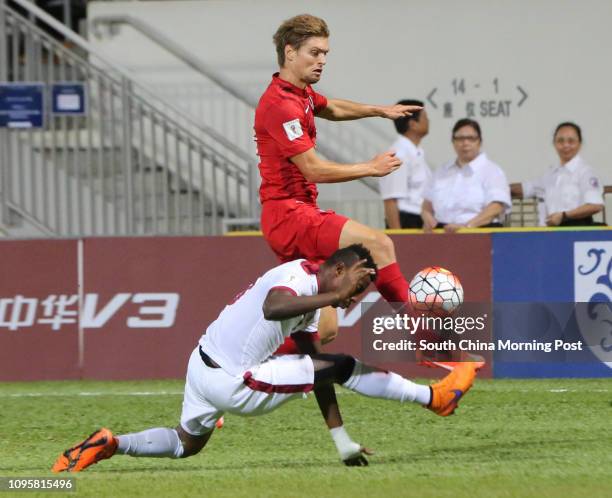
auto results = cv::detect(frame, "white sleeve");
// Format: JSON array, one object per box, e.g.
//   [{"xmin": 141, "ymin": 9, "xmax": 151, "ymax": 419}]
[
  {"xmin": 579, "ymin": 167, "xmax": 604, "ymax": 205},
  {"xmin": 379, "ymin": 152, "xmax": 410, "ymax": 200},
  {"xmin": 269, "ymin": 268, "xmax": 316, "ymax": 298},
  {"xmin": 483, "ymin": 165, "xmax": 512, "ymax": 212},
  {"xmin": 270, "ymin": 264, "xmax": 321, "ymax": 334}
]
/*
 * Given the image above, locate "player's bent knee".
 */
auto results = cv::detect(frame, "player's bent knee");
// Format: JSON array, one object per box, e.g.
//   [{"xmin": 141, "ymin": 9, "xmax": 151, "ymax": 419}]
[
  {"xmin": 175, "ymin": 425, "xmax": 212, "ymax": 458},
  {"xmin": 335, "ymin": 354, "xmax": 356, "ymax": 384},
  {"xmin": 376, "ymin": 232, "xmax": 395, "ymax": 256},
  {"xmin": 312, "ymin": 353, "xmax": 356, "ymax": 385},
  {"xmin": 359, "ymin": 230, "xmax": 394, "ymax": 260}
]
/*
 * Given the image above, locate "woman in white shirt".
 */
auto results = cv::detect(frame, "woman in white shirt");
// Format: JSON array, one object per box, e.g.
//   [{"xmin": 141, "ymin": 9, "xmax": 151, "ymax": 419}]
[
  {"xmin": 421, "ymin": 118, "xmax": 511, "ymax": 232},
  {"xmin": 510, "ymin": 122, "xmax": 604, "ymax": 226}
]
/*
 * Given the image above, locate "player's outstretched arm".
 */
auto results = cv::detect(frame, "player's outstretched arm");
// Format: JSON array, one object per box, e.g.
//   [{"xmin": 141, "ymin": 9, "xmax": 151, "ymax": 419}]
[
  {"xmin": 292, "ymin": 333, "xmax": 373, "ymax": 466},
  {"xmin": 290, "ymin": 148, "xmax": 401, "ymax": 184},
  {"xmin": 263, "ymin": 260, "xmax": 375, "ymax": 320},
  {"xmin": 263, "ymin": 288, "xmax": 345, "ymax": 320},
  {"xmin": 292, "ymin": 332, "xmax": 344, "ymax": 430},
  {"xmin": 317, "ymin": 98, "xmax": 422, "ymax": 122}
]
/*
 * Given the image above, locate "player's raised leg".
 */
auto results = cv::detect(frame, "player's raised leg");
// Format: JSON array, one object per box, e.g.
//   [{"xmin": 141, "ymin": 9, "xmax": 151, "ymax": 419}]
[
  {"xmin": 338, "ymin": 219, "xmax": 408, "ymax": 304},
  {"xmin": 311, "ymin": 353, "xmax": 478, "ymax": 416}
]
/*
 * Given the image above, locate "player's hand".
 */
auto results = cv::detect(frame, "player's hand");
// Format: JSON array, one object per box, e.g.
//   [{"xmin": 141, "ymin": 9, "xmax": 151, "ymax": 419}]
[
  {"xmin": 378, "ymin": 104, "xmax": 422, "ymax": 120},
  {"xmin": 343, "ymin": 446, "xmax": 374, "ymax": 467},
  {"xmin": 335, "ymin": 260, "xmax": 375, "ymax": 307},
  {"xmin": 369, "ymin": 151, "xmax": 401, "ymax": 177},
  {"xmin": 546, "ymin": 212, "xmax": 563, "ymax": 226}
]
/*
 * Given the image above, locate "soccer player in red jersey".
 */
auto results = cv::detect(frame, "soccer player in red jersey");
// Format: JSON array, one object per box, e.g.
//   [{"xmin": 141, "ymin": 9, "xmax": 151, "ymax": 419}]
[{"xmin": 255, "ymin": 14, "xmax": 421, "ymax": 352}]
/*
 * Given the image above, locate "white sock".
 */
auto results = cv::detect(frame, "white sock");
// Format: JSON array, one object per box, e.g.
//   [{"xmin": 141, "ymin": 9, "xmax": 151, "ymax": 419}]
[
  {"xmin": 116, "ymin": 428, "xmax": 184, "ymax": 458},
  {"xmin": 330, "ymin": 426, "xmax": 361, "ymax": 460},
  {"xmin": 342, "ymin": 360, "xmax": 431, "ymax": 405}
]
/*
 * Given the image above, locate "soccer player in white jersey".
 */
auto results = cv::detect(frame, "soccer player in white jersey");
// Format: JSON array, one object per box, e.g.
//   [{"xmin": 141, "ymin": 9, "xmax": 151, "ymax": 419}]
[{"xmin": 52, "ymin": 245, "xmax": 479, "ymax": 472}]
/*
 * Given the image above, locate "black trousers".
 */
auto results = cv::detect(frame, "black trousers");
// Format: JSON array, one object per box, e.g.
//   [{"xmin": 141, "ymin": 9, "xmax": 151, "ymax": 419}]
[
  {"xmin": 385, "ymin": 211, "xmax": 424, "ymax": 229},
  {"xmin": 435, "ymin": 222, "xmax": 504, "ymax": 229},
  {"xmin": 559, "ymin": 216, "xmax": 606, "ymax": 227}
]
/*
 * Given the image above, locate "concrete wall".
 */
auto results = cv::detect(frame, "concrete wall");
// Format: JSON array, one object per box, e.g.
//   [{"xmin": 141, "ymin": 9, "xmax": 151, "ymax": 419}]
[{"xmin": 88, "ymin": 0, "xmax": 612, "ymax": 194}]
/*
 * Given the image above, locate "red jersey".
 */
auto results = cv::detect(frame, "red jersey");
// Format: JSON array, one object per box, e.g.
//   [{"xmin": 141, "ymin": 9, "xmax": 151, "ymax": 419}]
[{"xmin": 254, "ymin": 73, "xmax": 328, "ymax": 205}]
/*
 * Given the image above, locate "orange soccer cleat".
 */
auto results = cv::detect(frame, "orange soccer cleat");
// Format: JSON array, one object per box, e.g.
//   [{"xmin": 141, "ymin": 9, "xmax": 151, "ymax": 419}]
[
  {"xmin": 52, "ymin": 428, "xmax": 117, "ymax": 473},
  {"xmin": 426, "ymin": 362, "xmax": 478, "ymax": 417},
  {"xmin": 418, "ymin": 351, "xmax": 486, "ymax": 372},
  {"xmin": 215, "ymin": 416, "xmax": 225, "ymax": 429}
]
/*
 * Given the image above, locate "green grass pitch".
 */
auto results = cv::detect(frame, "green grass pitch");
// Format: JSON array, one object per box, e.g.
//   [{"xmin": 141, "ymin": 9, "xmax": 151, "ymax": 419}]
[{"xmin": 1, "ymin": 378, "xmax": 611, "ymax": 498}]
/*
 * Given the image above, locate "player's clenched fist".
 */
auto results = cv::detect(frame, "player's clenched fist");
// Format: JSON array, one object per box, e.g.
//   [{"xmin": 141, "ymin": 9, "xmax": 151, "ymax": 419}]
[{"xmin": 369, "ymin": 151, "xmax": 402, "ymax": 177}]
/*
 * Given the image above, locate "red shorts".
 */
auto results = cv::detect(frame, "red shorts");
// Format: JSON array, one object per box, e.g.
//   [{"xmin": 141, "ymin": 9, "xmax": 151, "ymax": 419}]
[{"xmin": 261, "ymin": 199, "xmax": 349, "ymax": 263}]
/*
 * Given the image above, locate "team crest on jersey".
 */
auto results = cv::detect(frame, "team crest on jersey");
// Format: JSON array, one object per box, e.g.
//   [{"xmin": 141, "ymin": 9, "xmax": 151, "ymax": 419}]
[{"xmin": 283, "ymin": 119, "xmax": 303, "ymax": 141}]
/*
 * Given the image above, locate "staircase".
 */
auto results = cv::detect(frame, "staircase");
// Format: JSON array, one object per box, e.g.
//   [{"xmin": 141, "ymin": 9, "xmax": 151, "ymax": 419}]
[{"xmin": 0, "ymin": 0, "xmax": 257, "ymax": 237}]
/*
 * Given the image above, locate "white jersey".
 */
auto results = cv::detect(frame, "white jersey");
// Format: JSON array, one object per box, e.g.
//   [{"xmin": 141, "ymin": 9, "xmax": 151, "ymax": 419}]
[{"xmin": 199, "ymin": 259, "xmax": 321, "ymax": 376}]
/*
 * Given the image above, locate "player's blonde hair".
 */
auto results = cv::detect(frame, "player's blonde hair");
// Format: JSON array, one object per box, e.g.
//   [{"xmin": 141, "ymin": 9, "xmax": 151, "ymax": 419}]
[{"xmin": 273, "ymin": 14, "xmax": 329, "ymax": 67}]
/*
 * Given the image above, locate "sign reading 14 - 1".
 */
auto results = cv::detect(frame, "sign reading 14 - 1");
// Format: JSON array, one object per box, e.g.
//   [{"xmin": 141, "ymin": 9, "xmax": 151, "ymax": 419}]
[{"xmin": 427, "ymin": 78, "xmax": 529, "ymax": 119}]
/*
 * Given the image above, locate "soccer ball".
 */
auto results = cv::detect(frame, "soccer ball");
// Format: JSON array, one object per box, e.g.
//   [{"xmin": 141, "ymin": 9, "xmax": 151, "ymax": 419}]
[{"xmin": 409, "ymin": 266, "xmax": 464, "ymax": 316}]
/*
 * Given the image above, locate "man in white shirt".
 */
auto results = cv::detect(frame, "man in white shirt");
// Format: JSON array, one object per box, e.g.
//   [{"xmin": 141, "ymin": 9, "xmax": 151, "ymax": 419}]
[
  {"xmin": 52, "ymin": 245, "xmax": 479, "ymax": 472},
  {"xmin": 510, "ymin": 122, "xmax": 604, "ymax": 226},
  {"xmin": 379, "ymin": 99, "xmax": 432, "ymax": 228}
]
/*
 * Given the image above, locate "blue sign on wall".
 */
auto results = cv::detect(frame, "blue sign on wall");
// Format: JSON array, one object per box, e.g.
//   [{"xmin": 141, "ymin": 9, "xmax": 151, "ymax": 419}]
[
  {"xmin": 0, "ymin": 83, "xmax": 45, "ymax": 128},
  {"xmin": 51, "ymin": 83, "xmax": 87, "ymax": 115},
  {"xmin": 492, "ymin": 231, "xmax": 612, "ymax": 378}
]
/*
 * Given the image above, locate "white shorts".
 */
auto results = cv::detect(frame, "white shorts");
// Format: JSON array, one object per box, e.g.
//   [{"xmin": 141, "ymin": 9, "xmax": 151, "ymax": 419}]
[{"xmin": 180, "ymin": 347, "xmax": 315, "ymax": 436}]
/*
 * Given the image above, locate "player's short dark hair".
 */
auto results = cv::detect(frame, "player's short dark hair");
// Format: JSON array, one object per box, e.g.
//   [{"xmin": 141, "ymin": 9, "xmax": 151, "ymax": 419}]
[
  {"xmin": 554, "ymin": 122, "xmax": 582, "ymax": 143},
  {"xmin": 325, "ymin": 244, "xmax": 378, "ymax": 282},
  {"xmin": 273, "ymin": 14, "xmax": 329, "ymax": 67},
  {"xmin": 394, "ymin": 99, "xmax": 424, "ymax": 135},
  {"xmin": 452, "ymin": 118, "xmax": 482, "ymax": 141}
]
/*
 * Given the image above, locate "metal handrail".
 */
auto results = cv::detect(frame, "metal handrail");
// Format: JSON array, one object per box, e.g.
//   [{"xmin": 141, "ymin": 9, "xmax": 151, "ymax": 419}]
[
  {"xmin": 92, "ymin": 14, "xmax": 260, "ymax": 109},
  {"xmin": 90, "ymin": 13, "xmax": 381, "ymax": 194},
  {"xmin": 1, "ymin": 0, "xmax": 255, "ymax": 236},
  {"xmin": 4, "ymin": 6, "xmax": 249, "ymax": 184},
  {"xmin": 9, "ymin": 0, "xmax": 255, "ymax": 168}
]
